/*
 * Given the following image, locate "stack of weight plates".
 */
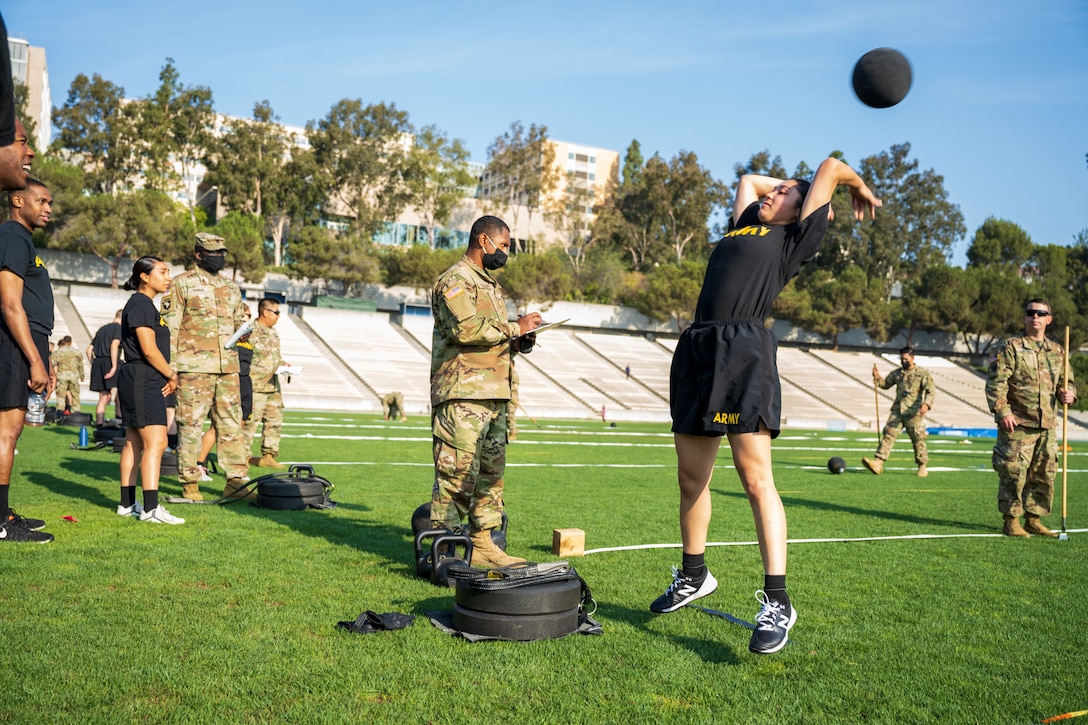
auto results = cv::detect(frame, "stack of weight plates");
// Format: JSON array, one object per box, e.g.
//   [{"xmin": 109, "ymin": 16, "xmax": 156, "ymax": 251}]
[{"xmin": 452, "ymin": 576, "xmax": 582, "ymax": 641}]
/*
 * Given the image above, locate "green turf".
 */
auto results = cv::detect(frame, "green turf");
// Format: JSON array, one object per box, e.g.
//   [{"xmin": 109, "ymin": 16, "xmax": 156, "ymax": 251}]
[{"xmin": 2, "ymin": 413, "xmax": 1085, "ymax": 724}]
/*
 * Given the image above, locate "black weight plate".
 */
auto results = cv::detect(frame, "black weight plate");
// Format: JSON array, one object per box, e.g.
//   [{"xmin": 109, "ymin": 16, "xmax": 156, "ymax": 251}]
[
  {"xmin": 257, "ymin": 479, "xmax": 327, "ymax": 498},
  {"xmin": 451, "ymin": 604, "xmax": 578, "ymax": 640},
  {"xmin": 455, "ymin": 578, "xmax": 582, "ymax": 615},
  {"xmin": 254, "ymin": 494, "xmax": 326, "ymax": 510}
]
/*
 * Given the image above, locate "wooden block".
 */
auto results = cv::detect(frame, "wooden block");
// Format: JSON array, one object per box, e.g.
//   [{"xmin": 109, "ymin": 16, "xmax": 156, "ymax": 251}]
[{"xmin": 552, "ymin": 528, "xmax": 585, "ymax": 557}]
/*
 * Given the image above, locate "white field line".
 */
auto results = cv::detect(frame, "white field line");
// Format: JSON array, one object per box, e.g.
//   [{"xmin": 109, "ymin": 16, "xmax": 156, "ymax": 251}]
[{"xmin": 582, "ymin": 529, "xmax": 1088, "ymax": 555}]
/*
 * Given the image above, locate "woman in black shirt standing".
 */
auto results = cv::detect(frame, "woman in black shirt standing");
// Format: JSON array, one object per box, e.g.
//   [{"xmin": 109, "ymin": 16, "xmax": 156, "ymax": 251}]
[{"xmin": 117, "ymin": 257, "xmax": 184, "ymax": 525}]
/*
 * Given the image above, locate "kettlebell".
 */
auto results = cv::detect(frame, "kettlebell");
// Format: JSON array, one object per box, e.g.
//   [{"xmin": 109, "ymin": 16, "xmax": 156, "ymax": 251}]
[
  {"xmin": 429, "ymin": 532, "xmax": 473, "ymax": 588},
  {"xmin": 492, "ymin": 511, "xmax": 509, "ymax": 551},
  {"xmin": 414, "ymin": 528, "xmax": 446, "ymax": 581}
]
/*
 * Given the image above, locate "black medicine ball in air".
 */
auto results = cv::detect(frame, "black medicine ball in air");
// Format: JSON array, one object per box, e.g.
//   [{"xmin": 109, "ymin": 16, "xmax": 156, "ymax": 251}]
[
  {"xmin": 852, "ymin": 48, "xmax": 912, "ymax": 108},
  {"xmin": 828, "ymin": 457, "xmax": 846, "ymax": 474}
]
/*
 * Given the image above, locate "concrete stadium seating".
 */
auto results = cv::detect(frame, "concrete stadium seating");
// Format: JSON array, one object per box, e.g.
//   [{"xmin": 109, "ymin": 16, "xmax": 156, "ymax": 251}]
[{"xmin": 49, "ymin": 287, "xmax": 1019, "ymax": 430}]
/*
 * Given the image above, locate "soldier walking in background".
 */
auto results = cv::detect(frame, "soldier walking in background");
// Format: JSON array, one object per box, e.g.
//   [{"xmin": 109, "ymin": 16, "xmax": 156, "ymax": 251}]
[
  {"xmin": 162, "ymin": 233, "xmax": 248, "ymax": 501},
  {"xmin": 246, "ymin": 298, "xmax": 286, "ymax": 470},
  {"xmin": 986, "ymin": 298, "xmax": 1075, "ymax": 538},
  {"xmin": 52, "ymin": 336, "xmax": 84, "ymax": 414},
  {"xmin": 429, "ymin": 215, "xmax": 541, "ymax": 568},
  {"xmin": 87, "ymin": 310, "xmax": 122, "ymax": 426},
  {"xmin": 863, "ymin": 347, "xmax": 935, "ymax": 477}
]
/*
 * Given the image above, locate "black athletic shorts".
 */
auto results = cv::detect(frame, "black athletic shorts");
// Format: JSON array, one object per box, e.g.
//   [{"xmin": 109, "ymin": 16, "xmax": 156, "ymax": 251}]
[
  {"xmin": 669, "ymin": 319, "xmax": 781, "ymax": 438},
  {"xmin": 117, "ymin": 362, "xmax": 168, "ymax": 428},
  {"xmin": 90, "ymin": 357, "xmax": 118, "ymax": 392},
  {"xmin": 0, "ymin": 325, "xmax": 48, "ymax": 409}
]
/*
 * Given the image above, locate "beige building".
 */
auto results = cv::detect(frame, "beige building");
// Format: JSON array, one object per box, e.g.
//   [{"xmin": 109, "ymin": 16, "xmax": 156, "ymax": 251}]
[{"xmin": 6, "ymin": 36, "xmax": 51, "ymax": 153}]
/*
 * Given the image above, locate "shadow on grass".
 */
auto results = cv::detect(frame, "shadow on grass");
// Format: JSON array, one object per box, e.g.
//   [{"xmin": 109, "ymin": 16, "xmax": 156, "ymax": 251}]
[
  {"xmin": 712, "ymin": 488, "xmax": 982, "ymax": 531},
  {"xmin": 599, "ymin": 601, "xmax": 744, "ymax": 664}
]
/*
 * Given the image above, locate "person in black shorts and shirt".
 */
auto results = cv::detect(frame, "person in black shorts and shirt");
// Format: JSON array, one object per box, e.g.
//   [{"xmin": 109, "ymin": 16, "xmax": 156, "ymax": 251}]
[
  {"xmin": 650, "ymin": 157, "xmax": 881, "ymax": 654},
  {"xmin": 117, "ymin": 257, "xmax": 184, "ymax": 525},
  {"xmin": 87, "ymin": 310, "xmax": 122, "ymax": 427},
  {"xmin": 0, "ymin": 179, "xmax": 53, "ymax": 543}
]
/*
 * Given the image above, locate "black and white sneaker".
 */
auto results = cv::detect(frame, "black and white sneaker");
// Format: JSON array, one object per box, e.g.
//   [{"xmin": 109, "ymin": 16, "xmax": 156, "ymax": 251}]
[
  {"xmin": 748, "ymin": 590, "xmax": 796, "ymax": 654},
  {"xmin": 0, "ymin": 515, "xmax": 54, "ymax": 543},
  {"xmin": 7, "ymin": 509, "xmax": 45, "ymax": 531},
  {"xmin": 650, "ymin": 565, "xmax": 718, "ymax": 613}
]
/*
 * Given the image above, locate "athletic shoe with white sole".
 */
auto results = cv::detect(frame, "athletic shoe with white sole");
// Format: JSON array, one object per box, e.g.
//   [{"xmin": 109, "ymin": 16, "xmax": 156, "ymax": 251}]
[
  {"xmin": 7, "ymin": 509, "xmax": 46, "ymax": 531},
  {"xmin": 650, "ymin": 566, "xmax": 718, "ymax": 613},
  {"xmin": 139, "ymin": 505, "xmax": 185, "ymax": 525},
  {"xmin": 0, "ymin": 515, "xmax": 54, "ymax": 543},
  {"xmin": 116, "ymin": 502, "xmax": 145, "ymax": 517},
  {"xmin": 748, "ymin": 590, "xmax": 797, "ymax": 654}
]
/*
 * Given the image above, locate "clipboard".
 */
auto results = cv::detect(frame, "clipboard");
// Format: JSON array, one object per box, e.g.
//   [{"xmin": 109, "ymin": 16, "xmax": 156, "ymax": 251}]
[
  {"xmin": 224, "ymin": 320, "xmax": 255, "ymax": 349},
  {"xmin": 518, "ymin": 318, "xmax": 570, "ymax": 337}
]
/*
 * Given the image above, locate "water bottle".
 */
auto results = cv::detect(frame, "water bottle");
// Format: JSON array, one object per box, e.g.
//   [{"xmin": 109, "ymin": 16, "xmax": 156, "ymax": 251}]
[
  {"xmin": 25, "ymin": 392, "xmax": 46, "ymax": 426},
  {"xmin": 79, "ymin": 425, "xmax": 89, "ymax": 448}
]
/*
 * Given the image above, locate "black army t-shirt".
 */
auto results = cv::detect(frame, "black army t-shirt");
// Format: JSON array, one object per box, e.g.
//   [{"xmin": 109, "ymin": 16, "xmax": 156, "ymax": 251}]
[
  {"xmin": 0, "ymin": 220, "xmax": 54, "ymax": 335},
  {"xmin": 693, "ymin": 201, "xmax": 830, "ymax": 323},
  {"xmin": 121, "ymin": 293, "xmax": 170, "ymax": 369},
  {"xmin": 92, "ymin": 322, "xmax": 122, "ymax": 357}
]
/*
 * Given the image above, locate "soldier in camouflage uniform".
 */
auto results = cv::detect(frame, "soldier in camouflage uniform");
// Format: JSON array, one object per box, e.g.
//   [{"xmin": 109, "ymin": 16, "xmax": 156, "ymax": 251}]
[
  {"xmin": 52, "ymin": 335, "xmax": 84, "ymax": 414},
  {"xmin": 863, "ymin": 347, "xmax": 935, "ymax": 477},
  {"xmin": 430, "ymin": 215, "xmax": 541, "ymax": 568},
  {"xmin": 245, "ymin": 298, "xmax": 286, "ymax": 470},
  {"xmin": 161, "ymin": 233, "xmax": 248, "ymax": 501},
  {"xmin": 985, "ymin": 298, "xmax": 1075, "ymax": 538},
  {"xmin": 381, "ymin": 392, "xmax": 407, "ymax": 421}
]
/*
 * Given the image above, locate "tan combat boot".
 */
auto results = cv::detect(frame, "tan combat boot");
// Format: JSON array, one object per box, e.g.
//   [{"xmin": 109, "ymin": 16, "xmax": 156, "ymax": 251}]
[
  {"xmin": 469, "ymin": 530, "xmax": 526, "ymax": 568},
  {"xmin": 862, "ymin": 457, "xmax": 883, "ymax": 475},
  {"xmin": 181, "ymin": 483, "xmax": 203, "ymax": 501},
  {"xmin": 1002, "ymin": 514, "xmax": 1032, "ymax": 538},
  {"xmin": 917, "ymin": 464, "xmax": 928, "ymax": 478},
  {"xmin": 223, "ymin": 478, "xmax": 256, "ymax": 501},
  {"xmin": 1023, "ymin": 514, "xmax": 1059, "ymax": 538},
  {"xmin": 258, "ymin": 455, "xmax": 285, "ymax": 470}
]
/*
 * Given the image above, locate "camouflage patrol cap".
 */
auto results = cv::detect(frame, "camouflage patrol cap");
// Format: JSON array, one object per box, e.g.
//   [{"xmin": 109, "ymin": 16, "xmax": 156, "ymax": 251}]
[{"xmin": 195, "ymin": 232, "xmax": 227, "ymax": 252}]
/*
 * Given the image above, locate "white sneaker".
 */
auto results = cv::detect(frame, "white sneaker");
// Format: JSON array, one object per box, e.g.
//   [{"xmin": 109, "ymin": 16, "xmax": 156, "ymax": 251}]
[
  {"xmin": 198, "ymin": 465, "xmax": 212, "ymax": 482},
  {"xmin": 139, "ymin": 505, "xmax": 185, "ymax": 525},
  {"xmin": 116, "ymin": 502, "xmax": 145, "ymax": 517}
]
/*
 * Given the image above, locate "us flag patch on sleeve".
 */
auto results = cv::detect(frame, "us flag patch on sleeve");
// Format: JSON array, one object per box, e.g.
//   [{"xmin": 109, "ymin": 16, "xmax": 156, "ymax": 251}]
[{"xmin": 444, "ymin": 285, "xmax": 464, "ymax": 300}]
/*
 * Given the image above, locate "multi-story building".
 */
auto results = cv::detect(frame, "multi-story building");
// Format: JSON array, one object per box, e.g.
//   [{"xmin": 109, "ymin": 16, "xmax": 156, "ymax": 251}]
[{"xmin": 6, "ymin": 36, "xmax": 51, "ymax": 153}]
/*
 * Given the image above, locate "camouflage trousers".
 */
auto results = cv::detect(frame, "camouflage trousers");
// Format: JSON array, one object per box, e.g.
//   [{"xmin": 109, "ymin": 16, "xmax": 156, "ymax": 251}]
[
  {"xmin": 431, "ymin": 399, "xmax": 508, "ymax": 533},
  {"xmin": 245, "ymin": 388, "xmax": 283, "ymax": 457},
  {"xmin": 54, "ymin": 377, "xmax": 80, "ymax": 407},
  {"xmin": 875, "ymin": 411, "xmax": 928, "ymax": 465},
  {"xmin": 176, "ymin": 372, "xmax": 247, "ymax": 483},
  {"xmin": 993, "ymin": 426, "xmax": 1056, "ymax": 517}
]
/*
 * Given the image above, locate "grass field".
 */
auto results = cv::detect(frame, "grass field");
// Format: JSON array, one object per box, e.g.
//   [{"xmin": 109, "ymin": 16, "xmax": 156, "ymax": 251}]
[{"xmin": 2, "ymin": 412, "xmax": 1086, "ymax": 724}]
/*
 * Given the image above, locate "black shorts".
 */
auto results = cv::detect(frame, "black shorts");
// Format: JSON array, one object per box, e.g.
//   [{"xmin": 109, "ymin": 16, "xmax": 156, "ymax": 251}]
[
  {"xmin": 0, "ymin": 325, "xmax": 48, "ymax": 409},
  {"xmin": 90, "ymin": 357, "xmax": 118, "ymax": 392},
  {"xmin": 117, "ymin": 363, "xmax": 168, "ymax": 428},
  {"xmin": 669, "ymin": 320, "xmax": 781, "ymax": 438}
]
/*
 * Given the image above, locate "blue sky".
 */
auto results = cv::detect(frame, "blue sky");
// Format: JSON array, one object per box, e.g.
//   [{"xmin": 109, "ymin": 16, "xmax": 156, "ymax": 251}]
[{"xmin": 6, "ymin": 1, "xmax": 1087, "ymax": 265}]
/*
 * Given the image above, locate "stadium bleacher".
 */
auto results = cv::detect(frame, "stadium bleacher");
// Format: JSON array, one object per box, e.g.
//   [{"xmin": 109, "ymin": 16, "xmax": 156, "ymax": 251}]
[{"xmin": 49, "ymin": 286, "xmax": 1032, "ymax": 432}]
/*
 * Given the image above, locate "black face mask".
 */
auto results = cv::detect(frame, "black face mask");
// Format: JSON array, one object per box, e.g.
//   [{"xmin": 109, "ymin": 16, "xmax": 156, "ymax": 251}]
[
  {"xmin": 901, "ymin": 360, "xmax": 911, "ymax": 370},
  {"xmin": 199, "ymin": 253, "xmax": 226, "ymax": 273},
  {"xmin": 482, "ymin": 235, "xmax": 508, "ymax": 270}
]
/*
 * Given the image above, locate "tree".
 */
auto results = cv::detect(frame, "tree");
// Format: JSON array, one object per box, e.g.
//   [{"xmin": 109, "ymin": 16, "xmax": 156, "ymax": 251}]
[
  {"xmin": 625, "ymin": 259, "xmax": 705, "ymax": 332},
  {"xmin": 12, "ymin": 81, "xmax": 36, "ymax": 149},
  {"xmin": 406, "ymin": 125, "xmax": 475, "ymax": 249},
  {"xmin": 306, "ymin": 99, "xmax": 416, "ymax": 239},
  {"xmin": 50, "ymin": 191, "xmax": 186, "ymax": 288},
  {"xmin": 967, "ymin": 217, "xmax": 1034, "ymax": 270},
  {"xmin": 545, "ymin": 180, "xmax": 598, "ymax": 279},
  {"xmin": 51, "ymin": 73, "xmax": 138, "ymax": 193},
  {"xmin": 137, "ymin": 59, "xmax": 216, "ymax": 221},
  {"xmin": 286, "ymin": 225, "xmax": 380, "ymax": 296},
  {"xmin": 210, "ymin": 211, "xmax": 266, "ymax": 283},
  {"xmin": 659, "ymin": 150, "xmax": 725, "ymax": 264},
  {"xmin": 495, "ymin": 249, "xmax": 572, "ymax": 312},
  {"xmin": 380, "ymin": 244, "xmax": 461, "ymax": 300},
  {"xmin": 483, "ymin": 121, "xmax": 559, "ymax": 253}
]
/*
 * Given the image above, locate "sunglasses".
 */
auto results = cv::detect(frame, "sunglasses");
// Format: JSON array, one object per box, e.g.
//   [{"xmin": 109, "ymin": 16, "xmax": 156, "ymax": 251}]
[
  {"xmin": 1024, "ymin": 310, "xmax": 1051, "ymax": 318},
  {"xmin": 268, "ymin": 310, "xmax": 280, "ymax": 316}
]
